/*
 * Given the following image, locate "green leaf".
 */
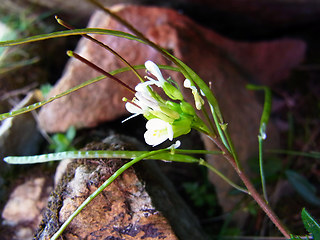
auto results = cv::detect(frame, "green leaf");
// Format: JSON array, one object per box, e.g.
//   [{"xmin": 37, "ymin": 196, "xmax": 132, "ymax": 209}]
[
  {"xmin": 286, "ymin": 170, "xmax": 320, "ymax": 206},
  {"xmin": 66, "ymin": 126, "xmax": 76, "ymax": 141},
  {"xmin": 301, "ymin": 208, "xmax": 320, "ymax": 239},
  {"xmin": 246, "ymin": 84, "xmax": 272, "ymax": 133}
]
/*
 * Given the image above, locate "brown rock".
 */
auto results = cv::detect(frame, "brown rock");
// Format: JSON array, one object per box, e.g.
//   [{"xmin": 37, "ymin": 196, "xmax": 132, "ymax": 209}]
[
  {"xmin": 38, "ymin": 5, "xmax": 305, "ymax": 215},
  {"xmin": 35, "ymin": 136, "xmax": 208, "ymax": 240},
  {"xmin": 2, "ymin": 177, "xmax": 53, "ymax": 240}
]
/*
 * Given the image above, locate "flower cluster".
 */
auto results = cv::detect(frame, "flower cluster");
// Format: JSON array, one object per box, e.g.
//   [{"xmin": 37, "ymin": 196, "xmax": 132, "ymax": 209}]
[{"xmin": 123, "ymin": 60, "xmax": 207, "ymax": 146}]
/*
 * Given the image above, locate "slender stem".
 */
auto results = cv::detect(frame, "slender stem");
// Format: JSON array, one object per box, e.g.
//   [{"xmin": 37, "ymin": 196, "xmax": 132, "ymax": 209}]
[
  {"xmin": 209, "ymin": 135, "xmax": 291, "ymax": 239},
  {"xmin": 259, "ymin": 136, "xmax": 268, "ymax": 202},
  {"xmin": 199, "ymin": 159, "xmax": 248, "ymax": 194},
  {"xmin": 222, "ymin": 126, "xmax": 240, "ymax": 168},
  {"xmin": 67, "ymin": 51, "xmax": 135, "ymax": 93},
  {"xmin": 201, "ymin": 107, "xmax": 217, "ymax": 137},
  {"xmin": 208, "ymin": 102, "xmax": 230, "ymax": 152}
]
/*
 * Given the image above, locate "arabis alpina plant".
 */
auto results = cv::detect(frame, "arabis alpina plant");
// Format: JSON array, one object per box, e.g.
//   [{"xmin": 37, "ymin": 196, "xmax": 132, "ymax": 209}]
[
  {"xmin": 0, "ymin": 9, "xmax": 297, "ymax": 239},
  {"xmin": 123, "ymin": 60, "xmax": 210, "ymax": 146}
]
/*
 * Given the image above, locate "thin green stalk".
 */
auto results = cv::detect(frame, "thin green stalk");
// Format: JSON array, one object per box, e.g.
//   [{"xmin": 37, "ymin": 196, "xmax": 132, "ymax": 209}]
[
  {"xmin": 208, "ymin": 102, "xmax": 230, "ymax": 152},
  {"xmin": 199, "ymin": 159, "xmax": 248, "ymax": 194},
  {"xmin": 4, "ymin": 149, "xmax": 220, "ymax": 164},
  {"xmin": 208, "ymin": 102, "xmax": 240, "ymax": 168},
  {"xmin": 247, "ymin": 84, "xmax": 272, "ymax": 203},
  {"xmin": 50, "ymin": 148, "xmax": 170, "ymax": 240},
  {"xmin": 201, "ymin": 106, "xmax": 217, "ymax": 137},
  {"xmin": 222, "ymin": 126, "xmax": 240, "ymax": 168},
  {"xmin": 259, "ymin": 136, "xmax": 268, "ymax": 202}
]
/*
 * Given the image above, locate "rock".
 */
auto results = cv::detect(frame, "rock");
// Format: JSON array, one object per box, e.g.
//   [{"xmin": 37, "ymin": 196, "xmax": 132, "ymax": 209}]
[
  {"xmin": 0, "ymin": 91, "xmax": 44, "ymax": 190},
  {"xmin": 2, "ymin": 177, "xmax": 53, "ymax": 240},
  {"xmin": 35, "ymin": 135, "xmax": 209, "ymax": 239},
  {"xmin": 0, "ymin": 91, "xmax": 43, "ymax": 161}
]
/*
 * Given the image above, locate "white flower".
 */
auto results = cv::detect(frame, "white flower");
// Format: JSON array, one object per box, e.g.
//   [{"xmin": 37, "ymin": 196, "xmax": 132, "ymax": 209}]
[
  {"xmin": 144, "ymin": 118, "xmax": 174, "ymax": 146},
  {"xmin": 122, "ymin": 82, "xmax": 160, "ymax": 123},
  {"xmin": 184, "ymin": 79, "xmax": 204, "ymax": 110},
  {"xmin": 144, "ymin": 60, "xmax": 166, "ymax": 87},
  {"xmin": 145, "ymin": 60, "xmax": 184, "ymax": 101}
]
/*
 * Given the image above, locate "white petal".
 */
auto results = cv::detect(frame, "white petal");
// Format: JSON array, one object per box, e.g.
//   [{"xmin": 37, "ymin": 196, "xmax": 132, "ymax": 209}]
[
  {"xmin": 146, "ymin": 118, "xmax": 167, "ymax": 130},
  {"xmin": 135, "ymin": 82, "xmax": 152, "ymax": 92},
  {"xmin": 125, "ymin": 102, "xmax": 143, "ymax": 114},
  {"xmin": 184, "ymin": 79, "xmax": 192, "ymax": 88},
  {"xmin": 144, "ymin": 118, "xmax": 171, "ymax": 146},
  {"xmin": 184, "ymin": 79, "xmax": 197, "ymax": 92},
  {"xmin": 144, "ymin": 129, "xmax": 168, "ymax": 146},
  {"xmin": 144, "ymin": 76, "xmax": 161, "ymax": 87},
  {"xmin": 145, "ymin": 60, "xmax": 165, "ymax": 84}
]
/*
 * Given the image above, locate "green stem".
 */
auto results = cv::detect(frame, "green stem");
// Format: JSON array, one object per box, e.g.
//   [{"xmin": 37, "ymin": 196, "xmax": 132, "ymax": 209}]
[
  {"xmin": 222, "ymin": 126, "xmax": 240, "ymax": 169},
  {"xmin": 201, "ymin": 106, "xmax": 217, "ymax": 137},
  {"xmin": 4, "ymin": 149, "xmax": 220, "ymax": 164},
  {"xmin": 199, "ymin": 159, "xmax": 248, "ymax": 194},
  {"xmin": 50, "ymin": 148, "xmax": 169, "ymax": 240},
  {"xmin": 208, "ymin": 102, "xmax": 230, "ymax": 152},
  {"xmin": 259, "ymin": 136, "xmax": 268, "ymax": 203}
]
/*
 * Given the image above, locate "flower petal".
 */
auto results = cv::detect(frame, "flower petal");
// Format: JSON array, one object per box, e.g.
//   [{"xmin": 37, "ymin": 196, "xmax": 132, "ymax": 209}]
[
  {"xmin": 125, "ymin": 102, "xmax": 143, "ymax": 114},
  {"xmin": 145, "ymin": 60, "xmax": 165, "ymax": 84},
  {"xmin": 146, "ymin": 118, "xmax": 167, "ymax": 130},
  {"xmin": 184, "ymin": 79, "xmax": 192, "ymax": 88},
  {"xmin": 144, "ymin": 118, "xmax": 172, "ymax": 146},
  {"xmin": 144, "ymin": 129, "xmax": 169, "ymax": 146}
]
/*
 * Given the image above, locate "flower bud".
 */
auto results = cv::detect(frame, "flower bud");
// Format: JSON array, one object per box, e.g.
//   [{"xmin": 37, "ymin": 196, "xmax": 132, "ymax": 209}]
[
  {"xmin": 172, "ymin": 114, "xmax": 193, "ymax": 138},
  {"xmin": 180, "ymin": 101, "xmax": 195, "ymax": 116},
  {"xmin": 162, "ymin": 82, "xmax": 184, "ymax": 101}
]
